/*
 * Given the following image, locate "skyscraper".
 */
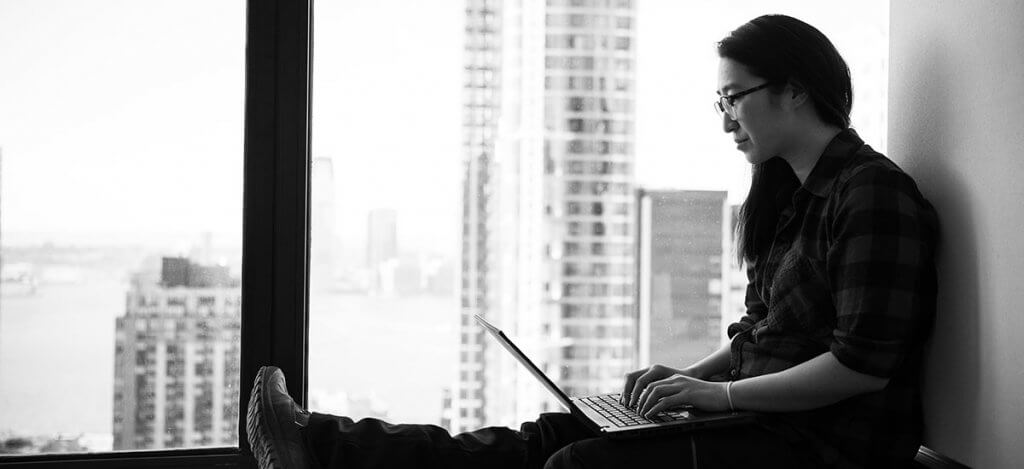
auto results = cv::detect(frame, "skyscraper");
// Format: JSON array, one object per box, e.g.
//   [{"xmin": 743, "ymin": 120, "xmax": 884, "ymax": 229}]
[
  {"xmin": 453, "ymin": 0, "xmax": 638, "ymax": 432},
  {"xmin": 452, "ymin": 0, "xmax": 502, "ymax": 433},
  {"xmin": 636, "ymin": 190, "xmax": 728, "ymax": 368},
  {"xmin": 112, "ymin": 257, "xmax": 241, "ymax": 450},
  {"xmin": 367, "ymin": 208, "xmax": 398, "ymax": 295}
]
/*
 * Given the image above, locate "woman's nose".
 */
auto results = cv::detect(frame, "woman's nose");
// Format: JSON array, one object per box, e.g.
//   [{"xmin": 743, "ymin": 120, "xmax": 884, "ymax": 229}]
[{"xmin": 721, "ymin": 112, "xmax": 738, "ymax": 133}]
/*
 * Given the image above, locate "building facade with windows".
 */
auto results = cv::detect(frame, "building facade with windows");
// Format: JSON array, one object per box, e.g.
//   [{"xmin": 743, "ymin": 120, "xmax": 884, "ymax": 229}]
[
  {"xmin": 636, "ymin": 190, "xmax": 729, "ymax": 369},
  {"xmin": 112, "ymin": 257, "xmax": 241, "ymax": 450},
  {"xmin": 452, "ymin": 0, "xmax": 503, "ymax": 433},
  {"xmin": 452, "ymin": 0, "xmax": 637, "ymax": 432}
]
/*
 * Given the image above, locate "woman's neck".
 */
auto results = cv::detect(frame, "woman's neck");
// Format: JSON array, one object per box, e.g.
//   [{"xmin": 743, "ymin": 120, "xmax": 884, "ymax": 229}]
[{"xmin": 780, "ymin": 124, "xmax": 843, "ymax": 185}]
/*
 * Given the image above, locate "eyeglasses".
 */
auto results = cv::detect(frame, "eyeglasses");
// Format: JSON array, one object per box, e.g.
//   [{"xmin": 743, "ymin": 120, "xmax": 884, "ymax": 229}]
[{"xmin": 714, "ymin": 82, "xmax": 773, "ymax": 119}]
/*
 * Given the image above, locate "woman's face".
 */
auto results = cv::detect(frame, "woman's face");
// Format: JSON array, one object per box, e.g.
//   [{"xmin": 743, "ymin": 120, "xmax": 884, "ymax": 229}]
[{"xmin": 717, "ymin": 58, "xmax": 790, "ymax": 164}]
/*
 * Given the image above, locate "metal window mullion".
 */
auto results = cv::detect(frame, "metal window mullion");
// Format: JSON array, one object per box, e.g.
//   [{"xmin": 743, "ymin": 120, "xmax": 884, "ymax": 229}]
[{"xmin": 239, "ymin": 0, "xmax": 312, "ymax": 465}]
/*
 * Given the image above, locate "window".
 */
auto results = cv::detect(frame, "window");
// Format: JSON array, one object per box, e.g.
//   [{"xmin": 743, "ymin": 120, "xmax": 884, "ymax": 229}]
[
  {"xmin": 0, "ymin": 0, "xmax": 245, "ymax": 457},
  {"xmin": 307, "ymin": 0, "xmax": 464, "ymax": 435},
  {"xmin": 0, "ymin": 0, "xmax": 311, "ymax": 466}
]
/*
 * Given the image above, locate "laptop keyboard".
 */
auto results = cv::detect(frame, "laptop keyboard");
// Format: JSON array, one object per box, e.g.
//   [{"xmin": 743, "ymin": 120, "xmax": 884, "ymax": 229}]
[{"xmin": 581, "ymin": 393, "xmax": 692, "ymax": 427}]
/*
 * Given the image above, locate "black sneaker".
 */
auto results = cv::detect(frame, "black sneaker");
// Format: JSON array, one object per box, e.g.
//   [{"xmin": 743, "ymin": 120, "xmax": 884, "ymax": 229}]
[{"xmin": 247, "ymin": 366, "xmax": 312, "ymax": 469}]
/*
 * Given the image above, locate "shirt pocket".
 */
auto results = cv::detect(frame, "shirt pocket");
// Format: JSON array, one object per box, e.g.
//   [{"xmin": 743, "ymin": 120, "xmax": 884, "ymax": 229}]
[{"xmin": 765, "ymin": 246, "xmax": 835, "ymax": 340}]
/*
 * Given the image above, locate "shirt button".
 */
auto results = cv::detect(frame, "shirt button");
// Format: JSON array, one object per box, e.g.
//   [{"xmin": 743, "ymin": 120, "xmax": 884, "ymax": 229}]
[{"xmin": 730, "ymin": 369, "xmax": 739, "ymax": 378}]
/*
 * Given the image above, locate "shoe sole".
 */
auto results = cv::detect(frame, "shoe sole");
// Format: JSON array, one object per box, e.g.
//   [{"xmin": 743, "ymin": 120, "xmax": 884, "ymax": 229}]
[{"xmin": 247, "ymin": 366, "xmax": 285, "ymax": 469}]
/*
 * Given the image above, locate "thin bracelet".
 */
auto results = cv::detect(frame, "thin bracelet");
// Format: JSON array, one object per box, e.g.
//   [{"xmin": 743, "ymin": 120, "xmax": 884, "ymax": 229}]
[{"xmin": 726, "ymin": 381, "xmax": 735, "ymax": 412}]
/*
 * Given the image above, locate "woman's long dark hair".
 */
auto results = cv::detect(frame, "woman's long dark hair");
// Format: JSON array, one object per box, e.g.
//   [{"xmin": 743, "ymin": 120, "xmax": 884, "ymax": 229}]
[{"xmin": 719, "ymin": 15, "xmax": 853, "ymax": 265}]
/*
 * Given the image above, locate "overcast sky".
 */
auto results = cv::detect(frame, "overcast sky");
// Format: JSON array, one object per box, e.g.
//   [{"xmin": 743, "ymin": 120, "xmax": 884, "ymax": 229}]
[{"xmin": 0, "ymin": 0, "xmax": 887, "ymax": 257}]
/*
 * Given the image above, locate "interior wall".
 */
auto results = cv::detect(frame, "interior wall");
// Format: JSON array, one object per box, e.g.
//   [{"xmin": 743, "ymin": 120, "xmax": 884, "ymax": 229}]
[{"xmin": 888, "ymin": 1, "xmax": 1024, "ymax": 466}]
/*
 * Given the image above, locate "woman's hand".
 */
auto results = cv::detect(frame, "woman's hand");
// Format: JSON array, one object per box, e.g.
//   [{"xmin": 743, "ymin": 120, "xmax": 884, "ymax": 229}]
[
  {"xmin": 634, "ymin": 374, "xmax": 730, "ymax": 418},
  {"xmin": 621, "ymin": 364, "xmax": 689, "ymax": 408}
]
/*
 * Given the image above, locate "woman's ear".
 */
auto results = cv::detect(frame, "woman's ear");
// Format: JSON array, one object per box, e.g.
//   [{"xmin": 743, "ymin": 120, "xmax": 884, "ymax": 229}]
[{"xmin": 787, "ymin": 81, "xmax": 810, "ymax": 108}]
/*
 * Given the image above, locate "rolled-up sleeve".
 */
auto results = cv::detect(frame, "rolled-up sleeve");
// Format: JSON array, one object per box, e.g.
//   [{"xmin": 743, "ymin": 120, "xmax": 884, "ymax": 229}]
[{"xmin": 827, "ymin": 166, "xmax": 936, "ymax": 377}]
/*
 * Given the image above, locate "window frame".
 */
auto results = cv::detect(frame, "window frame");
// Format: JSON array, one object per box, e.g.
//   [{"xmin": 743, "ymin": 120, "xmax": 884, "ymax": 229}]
[{"xmin": 0, "ymin": 0, "xmax": 312, "ymax": 467}]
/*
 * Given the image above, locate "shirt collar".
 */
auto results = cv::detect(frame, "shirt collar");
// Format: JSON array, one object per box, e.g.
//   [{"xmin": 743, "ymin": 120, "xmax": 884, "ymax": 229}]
[{"xmin": 801, "ymin": 128, "xmax": 864, "ymax": 198}]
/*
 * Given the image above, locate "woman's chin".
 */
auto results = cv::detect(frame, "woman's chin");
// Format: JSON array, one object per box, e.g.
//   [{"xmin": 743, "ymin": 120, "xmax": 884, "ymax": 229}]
[{"xmin": 742, "ymin": 148, "xmax": 773, "ymax": 165}]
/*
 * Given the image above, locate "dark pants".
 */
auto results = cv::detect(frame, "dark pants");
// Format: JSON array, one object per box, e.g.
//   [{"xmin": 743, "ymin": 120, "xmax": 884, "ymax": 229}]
[{"xmin": 301, "ymin": 412, "xmax": 816, "ymax": 468}]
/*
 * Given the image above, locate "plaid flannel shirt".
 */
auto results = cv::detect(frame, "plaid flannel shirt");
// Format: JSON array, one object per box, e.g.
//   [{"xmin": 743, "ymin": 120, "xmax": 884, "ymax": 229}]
[{"xmin": 724, "ymin": 129, "xmax": 939, "ymax": 468}]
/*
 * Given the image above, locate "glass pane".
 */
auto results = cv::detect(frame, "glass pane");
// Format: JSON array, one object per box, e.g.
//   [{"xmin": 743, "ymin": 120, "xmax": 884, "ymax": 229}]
[
  {"xmin": 309, "ymin": 0, "xmax": 887, "ymax": 434},
  {"xmin": 308, "ymin": 0, "xmax": 463, "ymax": 429},
  {"xmin": 0, "ymin": 1, "xmax": 245, "ymax": 455}
]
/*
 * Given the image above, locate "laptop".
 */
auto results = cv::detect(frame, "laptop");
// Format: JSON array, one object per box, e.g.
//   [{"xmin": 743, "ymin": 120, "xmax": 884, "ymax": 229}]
[{"xmin": 475, "ymin": 315, "xmax": 756, "ymax": 438}]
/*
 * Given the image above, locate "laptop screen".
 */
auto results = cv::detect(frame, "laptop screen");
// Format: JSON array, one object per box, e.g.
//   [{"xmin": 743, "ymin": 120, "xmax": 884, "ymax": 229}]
[{"xmin": 474, "ymin": 315, "xmax": 574, "ymax": 411}]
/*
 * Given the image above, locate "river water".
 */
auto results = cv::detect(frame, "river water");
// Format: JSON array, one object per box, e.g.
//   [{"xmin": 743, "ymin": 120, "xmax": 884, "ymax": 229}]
[{"xmin": 0, "ymin": 273, "xmax": 458, "ymax": 449}]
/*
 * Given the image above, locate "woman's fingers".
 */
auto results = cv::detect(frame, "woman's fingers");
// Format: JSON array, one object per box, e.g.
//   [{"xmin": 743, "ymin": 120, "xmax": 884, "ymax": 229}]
[
  {"xmin": 643, "ymin": 392, "xmax": 689, "ymax": 418},
  {"xmin": 637, "ymin": 377, "xmax": 682, "ymax": 415},
  {"xmin": 620, "ymin": 370, "xmax": 642, "ymax": 405},
  {"xmin": 624, "ymin": 365, "xmax": 676, "ymax": 407},
  {"xmin": 628, "ymin": 369, "xmax": 658, "ymax": 408}
]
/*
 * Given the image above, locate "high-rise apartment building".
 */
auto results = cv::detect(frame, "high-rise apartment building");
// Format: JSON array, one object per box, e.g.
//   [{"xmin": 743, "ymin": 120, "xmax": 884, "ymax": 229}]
[
  {"xmin": 636, "ymin": 190, "xmax": 728, "ymax": 368},
  {"xmin": 112, "ymin": 257, "xmax": 241, "ymax": 450},
  {"xmin": 453, "ymin": 0, "xmax": 502, "ymax": 432},
  {"xmin": 453, "ymin": 0, "xmax": 637, "ymax": 432}
]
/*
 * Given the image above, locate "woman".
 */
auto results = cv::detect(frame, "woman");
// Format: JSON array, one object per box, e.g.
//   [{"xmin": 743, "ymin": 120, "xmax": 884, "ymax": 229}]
[
  {"xmin": 248, "ymin": 14, "xmax": 938, "ymax": 469},
  {"xmin": 620, "ymin": 13, "xmax": 938, "ymax": 468}
]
